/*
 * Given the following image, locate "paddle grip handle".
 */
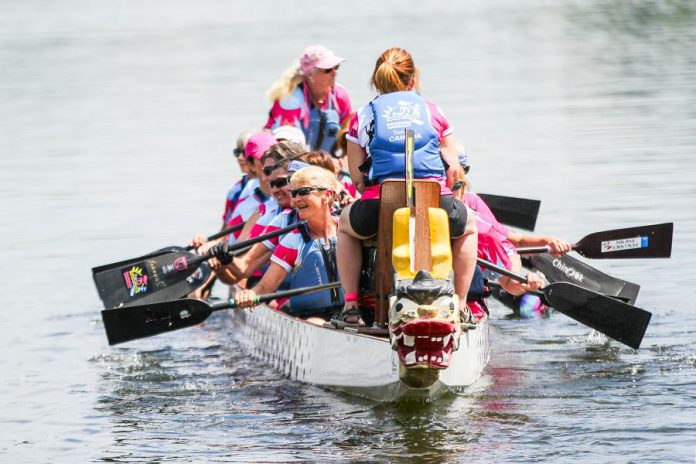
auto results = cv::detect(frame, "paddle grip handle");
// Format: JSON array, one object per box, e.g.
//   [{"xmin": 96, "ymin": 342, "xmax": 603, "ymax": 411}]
[
  {"xmin": 516, "ymin": 244, "xmax": 580, "ymax": 255},
  {"xmin": 205, "ymin": 222, "xmax": 246, "ymax": 242},
  {"xmin": 202, "ymin": 222, "xmax": 305, "ymax": 260},
  {"xmin": 184, "ymin": 222, "xmax": 247, "ymax": 251},
  {"xmin": 477, "ymin": 258, "xmax": 527, "ymax": 284},
  {"xmin": 212, "ymin": 282, "xmax": 342, "ymax": 311},
  {"xmin": 486, "ymin": 280, "xmax": 543, "ymax": 297},
  {"xmin": 516, "ymin": 246, "xmax": 551, "ymax": 255}
]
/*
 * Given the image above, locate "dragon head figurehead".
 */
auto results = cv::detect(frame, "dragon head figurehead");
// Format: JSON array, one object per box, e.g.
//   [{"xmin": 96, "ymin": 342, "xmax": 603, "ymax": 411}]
[{"xmin": 389, "ymin": 270, "xmax": 461, "ymax": 387}]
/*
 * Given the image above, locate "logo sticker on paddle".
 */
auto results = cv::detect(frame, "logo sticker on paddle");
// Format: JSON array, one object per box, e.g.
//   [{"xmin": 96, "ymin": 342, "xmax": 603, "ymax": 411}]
[
  {"xmin": 601, "ymin": 236, "xmax": 649, "ymax": 253},
  {"xmin": 122, "ymin": 265, "xmax": 149, "ymax": 297},
  {"xmin": 161, "ymin": 256, "xmax": 188, "ymax": 275}
]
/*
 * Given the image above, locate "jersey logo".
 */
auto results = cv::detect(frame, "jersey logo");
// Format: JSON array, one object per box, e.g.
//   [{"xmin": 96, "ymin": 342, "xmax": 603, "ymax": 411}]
[{"xmin": 381, "ymin": 100, "xmax": 424, "ymax": 130}]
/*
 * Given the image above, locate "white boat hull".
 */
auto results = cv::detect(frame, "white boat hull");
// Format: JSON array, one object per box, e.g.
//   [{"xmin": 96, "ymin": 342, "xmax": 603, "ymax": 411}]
[{"xmin": 226, "ymin": 305, "xmax": 490, "ymax": 402}]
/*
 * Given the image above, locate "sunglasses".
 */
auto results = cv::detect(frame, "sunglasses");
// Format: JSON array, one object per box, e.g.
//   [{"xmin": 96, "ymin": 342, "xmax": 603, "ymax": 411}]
[
  {"xmin": 262, "ymin": 165, "xmax": 275, "ymax": 176},
  {"xmin": 269, "ymin": 176, "xmax": 291, "ymax": 189},
  {"xmin": 320, "ymin": 65, "xmax": 340, "ymax": 74},
  {"xmin": 451, "ymin": 181, "xmax": 464, "ymax": 191},
  {"xmin": 290, "ymin": 186, "xmax": 327, "ymax": 198},
  {"xmin": 233, "ymin": 148, "xmax": 245, "ymax": 156}
]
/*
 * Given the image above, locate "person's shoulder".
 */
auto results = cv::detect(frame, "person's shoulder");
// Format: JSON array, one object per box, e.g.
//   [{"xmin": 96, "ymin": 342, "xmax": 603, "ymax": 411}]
[
  {"xmin": 334, "ymin": 83, "xmax": 350, "ymax": 98},
  {"xmin": 276, "ymin": 86, "xmax": 305, "ymax": 111},
  {"xmin": 424, "ymin": 98, "xmax": 447, "ymax": 118},
  {"xmin": 278, "ymin": 228, "xmax": 302, "ymax": 245}
]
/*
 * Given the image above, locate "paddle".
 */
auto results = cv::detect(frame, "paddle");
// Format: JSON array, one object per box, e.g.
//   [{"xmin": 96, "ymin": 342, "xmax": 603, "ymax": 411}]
[
  {"xmin": 527, "ymin": 254, "xmax": 640, "ymax": 305},
  {"xmin": 477, "ymin": 258, "xmax": 652, "ymax": 349},
  {"xmin": 477, "ymin": 193, "xmax": 541, "ymax": 231},
  {"xmin": 515, "ymin": 223, "xmax": 673, "ymax": 259},
  {"xmin": 101, "ymin": 281, "xmax": 342, "ymax": 345},
  {"xmin": 93, "ymin": 222, "xmax": 303, "ymax": 309},
  {"xmin": 91, "ymin": 222, "xmax": 246, "ymax": 276}
]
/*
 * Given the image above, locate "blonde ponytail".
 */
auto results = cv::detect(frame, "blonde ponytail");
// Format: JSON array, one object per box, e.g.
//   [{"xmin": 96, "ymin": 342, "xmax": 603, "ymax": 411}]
[{"xmin": 266, "ymin": 62, "xmax": 304, "ymax": 102}]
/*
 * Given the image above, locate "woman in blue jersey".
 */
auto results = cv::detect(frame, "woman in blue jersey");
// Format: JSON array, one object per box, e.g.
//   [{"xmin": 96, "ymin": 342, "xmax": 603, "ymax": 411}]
[
  {"xmin": 231, "ymin": 166, "xmax": 344, "ymax": 325},
  {"xmin": 335, "ymin": 47, "xmax": 478, "ymax": 325}
]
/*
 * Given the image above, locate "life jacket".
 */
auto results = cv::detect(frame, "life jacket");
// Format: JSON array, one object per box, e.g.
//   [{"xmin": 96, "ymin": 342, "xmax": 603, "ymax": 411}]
[
  {"xmin": 365, "ymin": 91, "xmax": 445, "ymax": 184},
  {"xmin": 287, "ymin": 226, "xmax": 344, "ymax": 316},
  {"xmin": 303, "ymin": 85, "xmax": 341, "ymax": 154}
]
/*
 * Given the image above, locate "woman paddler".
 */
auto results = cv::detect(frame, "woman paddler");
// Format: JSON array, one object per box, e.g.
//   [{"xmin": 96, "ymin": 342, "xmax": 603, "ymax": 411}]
[
  {"xmin": 209, "ymin": 144, "xmax": 307, "ymax": 286},
  {"xmin": 450, "ymin": 156, "xmax": 572, "ymax": 316},
  {"xmin": 230, "ymin": 166, "xmax": 344, "ymax": 325},
  {"xmin": 226, "ymin": 132, "xmax": 279, "ymax": 244},
  {"xmin": 264, "ymin": 45, "xmax": 352, "ymax": 156},
  {"xmin": 335, "ymin": 47, "xmax": 478, "ymax": 326},
  {"xmin": 221, "ymin": 130, "xmax": 255, "ymax": 229}
]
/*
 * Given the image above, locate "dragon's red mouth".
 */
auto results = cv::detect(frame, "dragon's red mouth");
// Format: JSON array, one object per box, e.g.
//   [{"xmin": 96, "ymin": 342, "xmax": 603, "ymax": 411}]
[{"xmin": 391, "ymin": 319, "xmax": 457, "ymax": 369}]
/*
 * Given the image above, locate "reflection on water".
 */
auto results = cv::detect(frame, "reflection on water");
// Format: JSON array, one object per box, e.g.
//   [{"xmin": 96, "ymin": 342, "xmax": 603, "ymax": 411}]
[{"xmin": 2, "ymin": 0, "xmax": 696, "ymax": 462}]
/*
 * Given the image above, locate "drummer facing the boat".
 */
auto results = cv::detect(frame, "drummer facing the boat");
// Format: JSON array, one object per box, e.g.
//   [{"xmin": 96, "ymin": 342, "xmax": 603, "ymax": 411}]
[{"xmin": 264, "ymin": 45, "xmax": 352, "ymax": 156}]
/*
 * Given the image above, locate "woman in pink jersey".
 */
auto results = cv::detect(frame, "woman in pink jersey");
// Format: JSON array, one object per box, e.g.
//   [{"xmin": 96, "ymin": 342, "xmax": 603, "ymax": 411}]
[
  {"xmin": 264, "ymin": 45, "xmax": 352, "ymax": 156},
  {"xmin": 211, "ymin": 143, "xmax": 306, "ymax": 286},
  {"xmin": 226, "ymin": 132, "xmax": 279, "ymax": 245}
]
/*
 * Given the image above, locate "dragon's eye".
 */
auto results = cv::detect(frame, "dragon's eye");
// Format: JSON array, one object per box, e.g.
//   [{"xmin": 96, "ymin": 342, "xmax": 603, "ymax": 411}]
[
  {"xmin": 432, "ymin": 296, "xmax": 452, "ymax": 308},
  {"xmin": 394, "ymin": 298, "xmax": 418, "ymax": 315}
]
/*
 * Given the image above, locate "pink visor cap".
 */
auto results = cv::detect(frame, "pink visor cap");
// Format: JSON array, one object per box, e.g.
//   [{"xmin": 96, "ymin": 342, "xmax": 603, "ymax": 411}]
[
  {"xmin": 299, "ymin": 45, "xmax": 345, "ymax": 75},
  {"xmin": 245, "ymin": 132, "xmax": 277, "ymax": 160}
]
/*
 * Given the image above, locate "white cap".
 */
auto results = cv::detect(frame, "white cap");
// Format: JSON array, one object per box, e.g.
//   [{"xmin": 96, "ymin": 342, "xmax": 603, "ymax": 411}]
[{"xmin": 272, "ymin": 125, "xmax": 307, "ymax": 148}]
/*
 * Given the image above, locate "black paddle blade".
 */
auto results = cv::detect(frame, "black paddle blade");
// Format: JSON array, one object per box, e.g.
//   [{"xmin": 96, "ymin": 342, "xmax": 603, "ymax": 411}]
[
  {"xmin": 531, "ymin": 254, "xmax": 640, "ymax": 305},
  {"xmin": 91, "ymin": 246, "xmax": 185, "ymax": 276},
  {"xmin": 477, "ymin": 193, "xmax": 541, "ymax": 231},
  {"xmin": 575, "ymin": 223, "xmax": 673, "ymax": 259},
  {"xmin": 93, "ymin": 250, "xmax": 205, "ymax": 309},
  {"xmin": 120, "ymin": 261, "xmax": 213, "ymax": 308},
  {"xmin": 543, "ymin": 282, "xmax": 652, "ymax": 349},
  {"xmin": 102, "ymin": 298, "xmax": 214, "ymax": 345}
]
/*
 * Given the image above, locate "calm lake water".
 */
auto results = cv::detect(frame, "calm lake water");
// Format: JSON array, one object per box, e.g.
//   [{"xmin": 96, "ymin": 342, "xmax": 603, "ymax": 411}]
[{"xmin": 2, "ymin": 1, "xmax": 695, "ymax": 462}]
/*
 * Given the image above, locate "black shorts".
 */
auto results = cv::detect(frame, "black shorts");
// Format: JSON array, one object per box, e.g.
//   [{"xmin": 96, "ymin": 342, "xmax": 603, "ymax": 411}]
[{"xmin": 348, "ymin": 194, "xmax": 468, "ymax": 239}]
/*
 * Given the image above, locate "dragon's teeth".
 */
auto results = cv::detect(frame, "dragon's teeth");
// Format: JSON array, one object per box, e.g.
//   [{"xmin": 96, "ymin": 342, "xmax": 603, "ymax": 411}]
[
  {"xmin": 403, "ymin": 335, "xmax": 415, "ymax": 347},
  {"xmin": 443, "ymin": 352, "xmax": 450, "ymax": 363},
  {"xmin": 443, "ymin": 334, "xmax": 451, "ymax": 346},
  {"xmin": 404, "ymin": 351, "xmax": 416, "ymax": 365}
]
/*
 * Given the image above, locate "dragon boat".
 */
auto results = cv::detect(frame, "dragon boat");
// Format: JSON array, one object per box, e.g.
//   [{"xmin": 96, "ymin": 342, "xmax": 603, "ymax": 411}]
[{"xmin": 225, "ymin": 178, "xmax": 491, "ymax": 402}]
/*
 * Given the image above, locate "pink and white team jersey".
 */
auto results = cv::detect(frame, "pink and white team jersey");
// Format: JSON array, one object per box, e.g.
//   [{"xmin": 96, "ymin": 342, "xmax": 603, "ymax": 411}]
[
  {"xmin": 270, "ymin": 220, "xmax": 337, "ymax": 273},
  {"xmin": 248, "ymin": 206, "xmax": 293, "ymax": 240},
  {"xmin": 346, "ymin": 98, "xmax": 453, "ymax": 200},
  {"xmin": 270, "ymin": 229, "xmax": 305, "ymax": 274},
  {"xmin": 227, "ymin": 179, "xmax": 277, "ymax": 244},
  {"xmin": 463, "ymin": 192, "xmax": 514, "ymax": 272},
  {"xmin": 338, "ymin": 171, "xmax": 357, "ymax": 199},
  {"xmin": 264, "ymin": 84, "xmax": 352, "ymax": 131},
  {"xmin": 221, "ymin": 176, "xmax": 248, "ymax": 224},
  {"xmin": 261, "ymin": 208, "xmax": 297, "ymax": 251}
]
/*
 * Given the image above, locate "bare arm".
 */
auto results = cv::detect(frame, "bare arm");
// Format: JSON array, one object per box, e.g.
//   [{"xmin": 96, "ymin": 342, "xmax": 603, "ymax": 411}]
[
  {"xmin": 232, "ymin": 262, "xmax": 289, "ymax": 309},
  {"xmin": 215, "ymin": 242, "xmax": 273, "ymax": 285},
  {"xmin": 497, "ymin": 253, "xmax": 543, "ymax": 296},
  {"xmin": 347, "ymin": 140, "xmax": 367, "ymax": 194},
  {"xmin": 440, "ymin": 134, "xmax": 465, "ymax": 189},
  {"xmin": 507, "ymin": 232, "xmax": 572, "ymax": 256},
  {"xmin": 236, "ymin": 212, "xmax": 259, "ymax": 243}
]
